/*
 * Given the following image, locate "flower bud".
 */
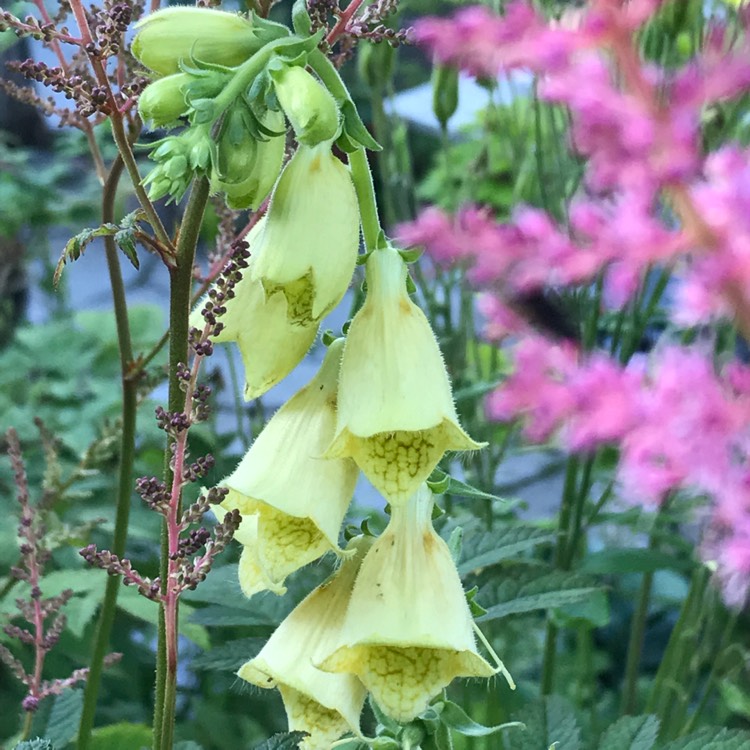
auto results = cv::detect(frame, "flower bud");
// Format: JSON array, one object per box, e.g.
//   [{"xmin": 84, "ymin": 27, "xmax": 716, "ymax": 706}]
[
  {"xmin": 218, "ymin": 338, "xmax": 358, "ymax": 596},
  {"xmin": 326, "ymin": 245, "xmax": 484, "ymax": 505},
  {"xmin": 138, "ymin": 73, "xmax": 191, "ymax": 127},
  {"xmin": 318, "ymin": 485, "xmax": 495, "ymax": 723},
  {"xmin": 190, "ymin": 220, "xmax": 318, "ymax": 398},
  {"xmin": 271, "ymin": 64, "xmax": 339, "ymax": 146},
  {"xmin": 250, "ymin": 143, "xmax": 359, "ymax": 325},
  {"xmin": 238, "ymin": 536, "xmax": 371, "ymax": 749},
  {"xmin": 212, "ymin": 109, "xmax": 286, "ymax": 210},
  {"xmin": 132, "ymin": 7, "xmax": 261, "ymax": 76}
]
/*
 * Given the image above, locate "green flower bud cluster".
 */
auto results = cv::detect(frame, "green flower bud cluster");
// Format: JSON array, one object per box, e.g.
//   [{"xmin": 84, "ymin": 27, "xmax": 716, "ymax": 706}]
[{"xmin": 134, "ymin": 6, "xmax": 368, "ymax": 205}]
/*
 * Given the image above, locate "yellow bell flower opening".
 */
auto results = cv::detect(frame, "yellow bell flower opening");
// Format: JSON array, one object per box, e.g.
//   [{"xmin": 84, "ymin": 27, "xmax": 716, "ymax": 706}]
[
  {"xmin": 190, "ymin": 220, "xmax": 318, "ymax": 400},
  {"xmin": 317, "ymin": 484, "xmax": 498, "ymax": 723},
  {"xmin": 250, "ymin": 144, "xmax": 360, "ymax": 326},
  {"xmin": 326, "ymin": 245, "xmax": 484, "ymax": 505},
  {"xmin": 237, "ymin": 536, "xmax": 371, "ymax": 749},
  {"xmin": 218, "ymin": 338, "xmax": 358, "ymax": 596}
]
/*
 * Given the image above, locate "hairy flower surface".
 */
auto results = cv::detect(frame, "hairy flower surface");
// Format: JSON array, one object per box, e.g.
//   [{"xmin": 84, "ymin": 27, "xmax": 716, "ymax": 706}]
[
  {"xmin": 219, "ymin": 338, "xmax": 358, "ymax": 596},
  {"xmin": 318, "ymin": 484, "xmax": 494, "ymax": 722},
  {"xmin": 326, "ymin": 245, "xmax": 483, "ymax": 505},
  {"xmin": 237, "ymin": 536, "xmax": 370, "ymax": 749},
  {"xmin": 192, "ymin": 220, "xmax": 318, "ymax": 400},
  {"xmin": 250, "ymin": 144, "xmax": 360, "ymax": 326}
]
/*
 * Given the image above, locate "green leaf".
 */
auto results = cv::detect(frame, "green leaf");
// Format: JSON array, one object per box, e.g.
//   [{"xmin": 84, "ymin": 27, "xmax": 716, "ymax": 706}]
[
  {"xmin": 438, "ymin": 700, "xmax": 524, "ymax": 737},
  {"xmin": 45, "ymin": 689, "xmax": 84, "ymax": 748},
  {"xmin": 14, "ymin": 741, "xmax": 54, "ymax": 750},
  {"xmin": 54, "ymin": 210, "xmax": 145, "ymax": 286},
  {"xmin": 552, "ymin": 588, "xmax": 610, "ymax": 628},
  {"xmin": 191, "ymin": 637, "xmax": 266, "ymax": 671},
  {"xmin": 88, "ymin": 723, "xmax": 151, "ymax": 750},
  {"xmin": 505, "ymin": 696, "xmax": 581, "ymax": 750},
  {"xmin": 252, "ymin": 731, "xmax": 308, "ymax": 749},
  {"xmin": 597, "ymin": 715, "xmax": 659, "ymax": 750},
  {"xmin": 478, "ymin": 569, "xmax": 603, "ymax": 622},
  {"xmin": 188, "ymin": 605, "xmax": 276, "ymax": 628},
  {"xmin": 660, "ymin": 727, "xmax": 750, "ymax": 750},
  {"xmin": 719, "ymin": 679, "xmax": 750, "ymax": 720},
  {"xmin": 173, "ymin": 743, "xmax": 204, "ymax": 750},
  {"xmin": 458, "ymin": 526, "xmax": 555, "ymax": 576},
  {"xmin": 579, "ymin": 548, "xmax": 694, "ymax": 575}
]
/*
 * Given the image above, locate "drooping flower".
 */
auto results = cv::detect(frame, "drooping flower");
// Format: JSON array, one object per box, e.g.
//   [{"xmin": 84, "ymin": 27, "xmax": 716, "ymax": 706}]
[
  {"xmin": 250, "ymin": 143, "xmax": 360, "ymax": 326},
  {"xmin": 237, "ymin": 536, "xmax": 370, "ymax": 749},
  {"xmin": 192, "ymin": 220, "xmax": 318, "ymax": 400},
  {"xmin": 326, "ymin": 245, "xmax": 483, "ymax": 505},
  {"xmin": 219, "ymin": 338, "xmax": 358, "ymax": 596},
  {"xmin": 317, "ymin": 484, "xmax": 497, "ymax": 723}
]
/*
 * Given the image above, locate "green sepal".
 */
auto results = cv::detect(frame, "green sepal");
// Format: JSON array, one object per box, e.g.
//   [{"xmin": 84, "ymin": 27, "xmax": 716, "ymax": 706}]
[
  {"xmin": 273, "ymin": 29, "xmax": 325, "ymax": 62},
  {"xmin": 431, "ymin": 501, "xmax": 445, "ymax": 520},
  {"xmin": 447, "ymin": 526, "xmax": 463, "ymax": 564},
  {"xmin": 188, "ymin": 98, "xmax": 216, "ymax": 124},
  {"xmin": 405, "ymin": 273, "xmax": 417, "ymax": 295},
  {"xmin": 437, "ymin": 700, "xmax": 524, "ymax": 738},
  {"xmin": 399, "ymin": 247, "xmax": 423, "ymax": 263},
  {"xmin": 321, "ymin": 329, "xmax": 336, "ymax": 346},
  {"xmin": 341, "ymin": 319, "xmax": 352, "ymax": 335},
  {"xmin": 292, "ymin": 0, "xmax": 312, "ymax": 35},
  {"xmin": 337, "ymin": 99, "xmax": 382, "ymax": 152},
  {"xmin": 356, "ymin": 250, "xmax": 373, "ymax": 266},
  {"xmin": 428, "ymin": 468, "xmax": 509, "ymax": 503},
  {"xmin": 465, "ymin": 585, "xmax": 487, "ymax": 617},
  {"xmin": 370, "ymin": 696, "xmax": 401, "ymax": 734},
  {"xmin": 371, "ymin": 739, "xmax": 400, "ymax": 749},
  {"xmin": 251, "ymin": 12, "xmax": 293, "ymax": 44}
]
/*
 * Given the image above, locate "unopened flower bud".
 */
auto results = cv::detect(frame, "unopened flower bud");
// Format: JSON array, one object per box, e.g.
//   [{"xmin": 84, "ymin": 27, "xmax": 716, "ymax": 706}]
[
  {"xmin": 271, "ymin": 64, "xmax": 339, "ymax": 146},
  {"xmin": 132, "ymin": 7, "xmax": 262, "ymax": 76},
  {"xmin": 138, "ymin": 73, "xmax": 191, "ymax": 127}
]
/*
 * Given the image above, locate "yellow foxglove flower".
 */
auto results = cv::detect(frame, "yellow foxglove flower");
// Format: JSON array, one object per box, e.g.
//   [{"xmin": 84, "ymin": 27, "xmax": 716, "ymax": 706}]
[
  {"xmin": 191, "ymin": 220, "xmax": 318, "ymax": 400},
  {"xmin": 326, "ymin": 245, "xmax": 483, "ymax": 505},
  {"xmin": 250, "ymin": 144, "xmax": 359, "ymax": 326},
  {"xmin": 132, "ymin": 8, "xmax": 262, "ymax": 76},
  {"xmin": 237, "ymin": 536, "xmax": 370, "ymax": 749},
  {"xmin": 318, "ymin": 484, "xmax": 495, "ymax": 723},
  {"xmin": 219, "ymin": 338, "xmax": 358, "ymax": 596}
]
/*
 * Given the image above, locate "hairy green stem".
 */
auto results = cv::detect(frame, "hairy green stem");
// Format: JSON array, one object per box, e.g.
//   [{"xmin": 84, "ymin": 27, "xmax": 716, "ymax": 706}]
[
  {"xmin": 349, "ymin": 147, "xmax": 381, "ymax": 251},
  {"xmin": 153, "ymin": 177, "xmax": 210, "ymax": 750},
  {"xmin": 77, "ymin": 155, "xmax": 136, "ymax": 750}
]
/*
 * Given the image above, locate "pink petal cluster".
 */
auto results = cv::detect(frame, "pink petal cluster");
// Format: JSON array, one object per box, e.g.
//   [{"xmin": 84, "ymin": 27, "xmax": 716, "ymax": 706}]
[{"xmin": 409, "ymin": 1, "xmax": 750, "ymax": 606}]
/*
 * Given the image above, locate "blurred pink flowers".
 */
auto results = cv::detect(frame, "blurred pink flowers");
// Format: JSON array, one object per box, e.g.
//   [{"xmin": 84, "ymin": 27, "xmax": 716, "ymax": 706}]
[{"xmin": 404, "ymin": 0, "xmax": 750, "ymax": 606}]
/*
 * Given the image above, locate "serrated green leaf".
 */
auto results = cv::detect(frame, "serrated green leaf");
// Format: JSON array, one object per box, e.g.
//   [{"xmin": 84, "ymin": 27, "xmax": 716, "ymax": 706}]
[
  {"xmin": 597, "ymin": 715, "xmax": 659, "ymax": 750},
  {"xmin": 88, "ymin": 723, "xmax": 151, "ymax": 750},
  {"xmin": 188, "ymin": 605, "xmax": 276, "ymax": 628},
  {"xmin": 579, "ymin": 548, "xmax": 694, "ymax": 575},
  {"xmin": 429, "ymin": 469, "xmax": 511, "ymax": 507},
  {"xmin": 14, "ymin": 740, "xmax": 54, "ymax": 750},
  {"xmin": 660, "ymin": 727, "xmax": 750, "ymax": 750},
  {"xmin": 191, "ymin": 637, "xmax": 265, "ymax": 671},
  {"xmin": 44, "ymin": 689, "xmax": 84, "ymax": 748},
  {"xmin": 505, "ymin": 696, "xmax": 581, "ymax": 750},
  {"xmin": 439, "ymin": 700, "xmax": 524, "ymax": 737},
  {"xmin": 252, "ymin": 731, "xmax": 307, "ymax": 749},
  {"xmin": 458, "ymin": 526, "xmax": 555, "ymax": 576},
  {"xmin": 478, "ymin": 569, "xmax": 602, "ymax": 622}
]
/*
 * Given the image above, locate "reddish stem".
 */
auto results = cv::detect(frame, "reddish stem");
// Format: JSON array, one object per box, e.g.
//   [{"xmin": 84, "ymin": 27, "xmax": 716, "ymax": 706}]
[{"xmin": 326, "ymin": 0, "xmax": 366, "ymax": 46}]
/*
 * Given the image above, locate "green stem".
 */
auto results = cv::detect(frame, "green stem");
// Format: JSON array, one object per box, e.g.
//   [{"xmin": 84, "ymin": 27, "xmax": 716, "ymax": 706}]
[
  {"xmin": 153, "ymin": 177, "xmax": 210, "ymax": 750},
  {"xmin": 77, "ymin": 155, "xmax": 137, "ymax": 750},
  {"xmin": 541, "ymin": 456, "xmax": 579, "ymax": 694},
  {"xmin": 349, "ymin": 147, "xmax": 382, "ymax": 252},
  {"xmin": 620, "ymin": 569, "xmax": 655, "ymax": 715}
]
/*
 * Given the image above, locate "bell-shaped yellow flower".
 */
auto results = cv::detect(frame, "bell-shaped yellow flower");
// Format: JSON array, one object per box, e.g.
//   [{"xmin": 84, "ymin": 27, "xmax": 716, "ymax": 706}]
[
  {"xmin": 317, "ymin": 484, "xmax": 495, "ymax": 723},
  {"xmin": 250, "ymin": 144, "xmax": 359, "ymax": 327},
  {"xmin": 326, "ymin": 245, "xmax": 483, "ymax": 505},
  {"xmin": 219, "ymin": 338, "xmax": 358, "ymax": 596},
  {"xmin": 237, "ymin": 536, "xmax": 370, "ymax": 750},
  {"xmin": 191, "ymin": 219, "xmax": 318, "ymax": 400}
]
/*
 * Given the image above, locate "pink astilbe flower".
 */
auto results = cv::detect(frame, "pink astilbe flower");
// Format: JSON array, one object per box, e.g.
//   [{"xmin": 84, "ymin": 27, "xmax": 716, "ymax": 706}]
[{"xmin": 413, "ymin": 3, "xmax": 576, "ymax": 77}]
